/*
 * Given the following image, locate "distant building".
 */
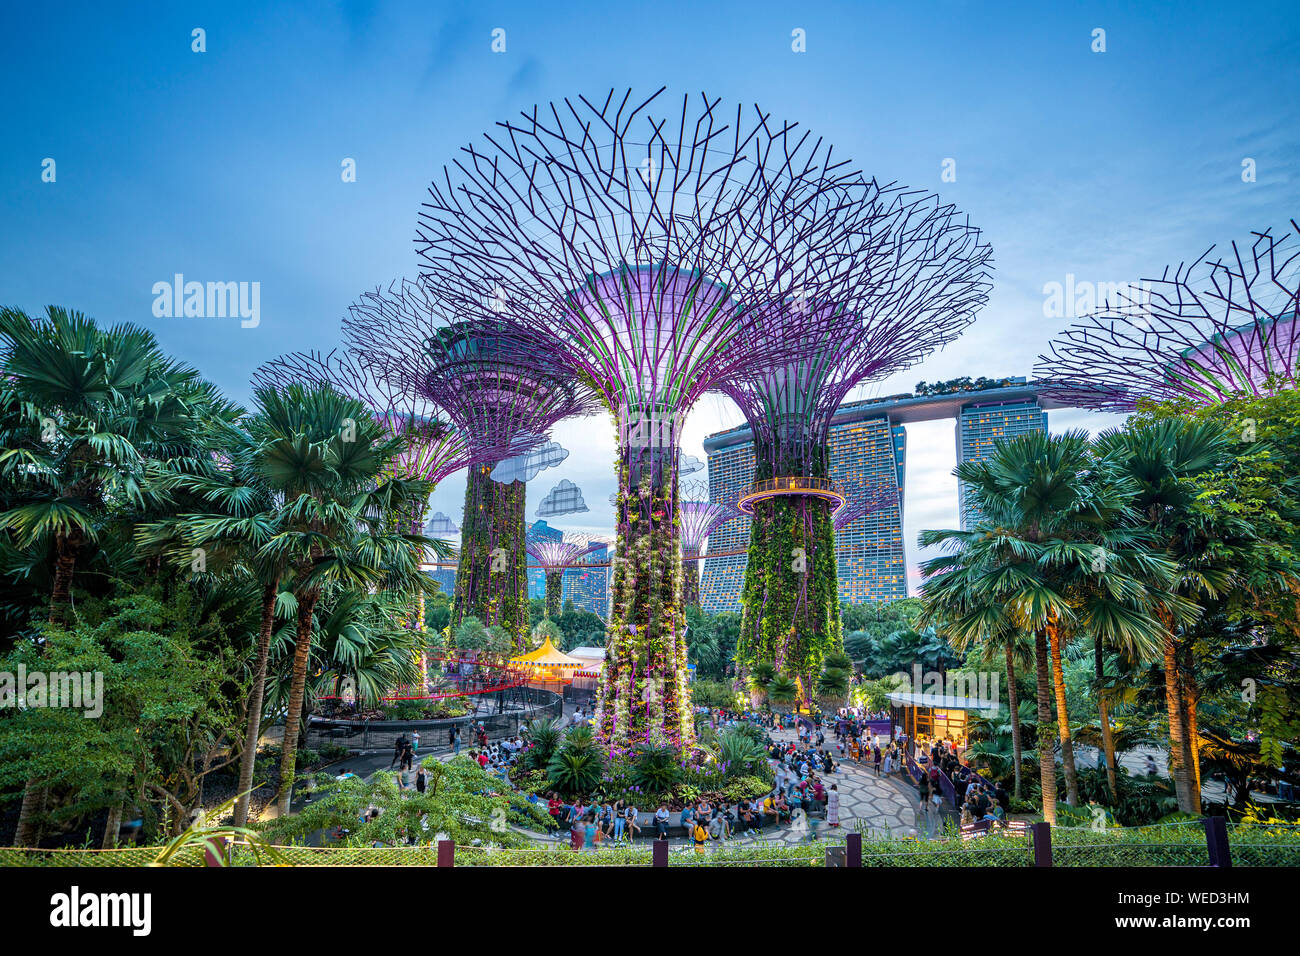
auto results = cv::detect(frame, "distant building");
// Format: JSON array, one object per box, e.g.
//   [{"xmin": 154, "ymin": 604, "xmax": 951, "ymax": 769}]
[
  {"xmin": 427, "ymin": 567, "xmax": 456, "ymax": 598},
  {"xmin": 701, "ymin": 378, "xmax": 1062, "ymax": 610},
  {"xmin": 562, "ymin": 540, "xmax": 610, "ymax": 620},
  {"xmin": 956, "ymin": 399, "xmax": 1049, "ymax": 528}
]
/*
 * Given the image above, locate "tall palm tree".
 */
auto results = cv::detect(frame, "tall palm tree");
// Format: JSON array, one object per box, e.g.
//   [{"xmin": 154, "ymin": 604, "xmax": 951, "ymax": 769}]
[
  {"xmin": 1093, "ymin": 418, "xmax": 1241, "ymax": 814},
  {"xmin": 921, "ymin": 431, "xmax": 1164, "ymax": 822},
  {"xmin": 0, "ymin": 307, "xmax": 226, "ymax": 846},
  {"xmin": 249, "ymin": 382, "xmax": 434, "ymax": 814},
  {"xmin": 917, "ymin": 571, "xmax": 1031, "ymax": 799},
  {"xmin": 135, "ymin": 417, "xmax": 291, "ymax": 829}
]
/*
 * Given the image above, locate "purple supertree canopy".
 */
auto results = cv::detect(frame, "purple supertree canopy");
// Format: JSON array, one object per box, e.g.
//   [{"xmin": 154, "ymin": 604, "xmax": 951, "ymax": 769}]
[
  {"xmin": 833, "ymin": 482, "xmax": 900, "ymax": 532},
  {"xmin": 678, "ymin": 479, "xmax": 735, "ymax": 556},
  {"xmin": 342, "ymin": 279, "xmax": 600, "ymax": 464},
  {"xmin": 413, "ymin": 89, "xmax": 871, "ymax": 457},
  {"xmin": 526, "ymin": 533, "xmax": 603, "ymax": 570},
  {"xmin": 1037, "ymin": 220, "xmax": 1300, "ymax": 411},
  {"xmin": 720, "ymin": 183, "xmax": 993, "ymax": 478},
  {"xmin": 250, "ymin": 347, "xmax": 486, "ymax": 486}
]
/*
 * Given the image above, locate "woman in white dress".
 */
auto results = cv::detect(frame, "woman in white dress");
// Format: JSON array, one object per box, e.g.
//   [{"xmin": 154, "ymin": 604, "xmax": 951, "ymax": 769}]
[{"xmin": 826, "ymin": 784, "xmax": 841, "ymax": 827}]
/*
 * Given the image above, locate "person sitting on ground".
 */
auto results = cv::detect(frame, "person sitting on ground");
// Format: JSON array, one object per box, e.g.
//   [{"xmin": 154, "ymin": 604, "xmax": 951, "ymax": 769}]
[{"xmin": 692, "ymin": 816, "xmax": 709, "ymax": 853}]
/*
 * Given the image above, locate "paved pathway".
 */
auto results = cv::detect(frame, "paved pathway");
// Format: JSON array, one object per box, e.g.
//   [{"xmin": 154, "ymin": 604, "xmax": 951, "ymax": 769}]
[{"xmin": 372, "ymin": 721, "xmax": 927, "ymax": 849}]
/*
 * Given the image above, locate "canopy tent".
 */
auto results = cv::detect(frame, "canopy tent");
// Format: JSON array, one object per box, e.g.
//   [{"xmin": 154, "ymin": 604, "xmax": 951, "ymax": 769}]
[{"xmin": 511, "ymin": 637, "xmax": 587, "ymax": 682}]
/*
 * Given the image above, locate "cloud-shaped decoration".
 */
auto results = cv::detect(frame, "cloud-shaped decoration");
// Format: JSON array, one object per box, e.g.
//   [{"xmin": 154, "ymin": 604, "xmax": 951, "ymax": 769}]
[
  {"xmin": 537, "ymin": 479, "xmax": 590, "ymax": 517},
  {"xmin": 425, "ymin": 511, "xmax": 460, "ymax": 536},
  {"xmin": 491, "ymin": 440, "xmax": 570, "ymax": 484},
  {"xmin": 678, "ymin": 452, "xmax": 705, "ymax": 475}
]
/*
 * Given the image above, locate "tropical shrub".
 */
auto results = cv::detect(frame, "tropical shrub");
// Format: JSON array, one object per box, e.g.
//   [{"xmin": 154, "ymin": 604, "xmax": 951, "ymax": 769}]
[
  {"xmin": 546, "ymin": 748, "xmax": 604, "ymax": 796},
  {"xmin": 632, "ymin": 743, "xmax": 682, "ymax": 793},
  {"xmin": 767, "ymin": 673, "xmax": 799, "ymax": 709},
  {"xmin": 717, "ymin": 729, "xmax": 766, "ymax": 778},
  {"xmin": 816, "ymin": 666, "xmax": 852, "ymax": 708},
  {"xmin": 519, "ymin": 717, "xmax": 564, "ymax": 771}
]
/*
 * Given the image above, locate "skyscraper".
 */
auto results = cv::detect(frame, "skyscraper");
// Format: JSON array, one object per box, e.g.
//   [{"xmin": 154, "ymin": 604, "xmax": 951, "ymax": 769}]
[
  {"xmin": 562, "ymin": 540, "xmax": 610, "ymax": 619},
  {"xmin": 955, "ymin": 399, "xmax": 1049, "ymax": 528},
  {"xmin": 702, "ymin": 380, "xmax": 1062, "ymax": 610}
]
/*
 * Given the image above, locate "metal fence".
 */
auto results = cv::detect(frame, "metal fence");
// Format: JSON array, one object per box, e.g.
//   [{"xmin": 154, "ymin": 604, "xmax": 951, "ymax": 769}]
[
  {"xmin": 305, "ymin": 685, "xmax": 563, "ymax": 753},
  {"xmin": 6, "ymin": 816, "xmax": 1299, "ymax": 868}
]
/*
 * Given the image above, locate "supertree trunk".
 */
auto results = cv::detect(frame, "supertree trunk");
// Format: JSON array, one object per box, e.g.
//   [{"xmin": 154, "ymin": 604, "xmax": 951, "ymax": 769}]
[
  {"xmin": 736, "ymin": 490, "xmax": 842, "ymax": 693},
  {"xmin": 597, "ymin": 438, "xmax": 692, "ymax": 754},
  {"xmin": 453, "ymin": 465, "xmax": 529, "ymax": 651},
  {"xmin": 545, "ymin": 570, "xmax": 563, "ymax": 619},
  {"xmin": 681, "ymin": 548, "xmax": 701, "ymax": 609}
]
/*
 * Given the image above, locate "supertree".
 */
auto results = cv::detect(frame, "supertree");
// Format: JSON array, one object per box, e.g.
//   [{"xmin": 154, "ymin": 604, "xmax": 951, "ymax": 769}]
[
  {"xmin": 1036, "ymin": 221, "xmax": 1300, "ymax": 410},
  {"xmin": 251, "ymin": 347, "xmax": 485, "ymax": 674},
  {"xmin": 678, "ymin": 480, "xmax": 735, "ymax": 609},
  {"xmin": 720, "ymin": 184, "xmax": 992, "ymax": 701},
  {"xmin": 832, "ymin": 482, "xmax": 900, "ymax": 533},
  {"xmin": 413, "ymin": 89, "xmax": 864, "ymax": 751},
  {"xmin": 344, "ymin": 279, "xmax": 600, "ymax": 651},
  {"xmin": 527, "ymin": 532, "xmax": 603, "ymax": 618}
]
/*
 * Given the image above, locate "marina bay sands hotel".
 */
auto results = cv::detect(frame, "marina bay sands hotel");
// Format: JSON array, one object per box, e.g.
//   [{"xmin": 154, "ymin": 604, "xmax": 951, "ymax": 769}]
[{"xmin": 699, "ymin": 377, "xmax": 1067, "ymax": 613}]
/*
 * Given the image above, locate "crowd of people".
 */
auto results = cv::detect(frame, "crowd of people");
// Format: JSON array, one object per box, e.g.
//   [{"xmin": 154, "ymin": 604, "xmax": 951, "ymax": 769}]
[{"xmin": 329, "ymin": 701, "xmax": 1021, "ymax": 852}]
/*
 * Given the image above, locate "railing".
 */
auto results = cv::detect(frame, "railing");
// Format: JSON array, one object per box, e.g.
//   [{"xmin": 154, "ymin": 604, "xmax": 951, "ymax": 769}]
[
  {"xmin": 737, "ymin": 476, "xmax": 846, "ymax": 515},
  {"xmin": 4, "ymin": 818, "xmax": 1297, "ymax": 868}
]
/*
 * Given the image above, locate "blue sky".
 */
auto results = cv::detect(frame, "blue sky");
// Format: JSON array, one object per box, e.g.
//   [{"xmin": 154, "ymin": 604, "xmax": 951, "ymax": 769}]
[{"xmin": 3, "ymin": 1, "xmax": 1297, "ymax": 591}]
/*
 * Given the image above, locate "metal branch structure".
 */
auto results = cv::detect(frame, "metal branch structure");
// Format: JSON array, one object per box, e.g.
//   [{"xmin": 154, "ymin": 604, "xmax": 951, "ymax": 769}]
[
  {"xmin": 833, "ymin": 482, "xmax": 900, "ymax": 533},
  {"xmin": 413, "ymin": 88, "xmax": 869, "ymax": 751},
  {"xmin": 720, "ymin": 182, "xmax": 992, "ymax": 697},
  {"xmin": 526, "ymin": 532, "xmax": 604, "ymax": 618},
  {"xmin": 251, "ymin": 347, "xmax": 483, "ymax": 502},
  {"xmin": 1037, "ymin": 220, "xmax": 1300, "ymax": 411},
  {"xmin": 251, "ymin": 346, "xmax": 485, "ymax": 676},
  {"xmin": 344, "ymin": 279, "xmax": 600, "ymax": 651},
  {"xmin": 678, "ymin": 480, "xmax": 736, "ymax": 609}
]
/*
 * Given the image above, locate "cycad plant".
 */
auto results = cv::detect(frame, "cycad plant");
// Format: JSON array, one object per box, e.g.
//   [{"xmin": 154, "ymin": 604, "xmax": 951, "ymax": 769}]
[
  {"xmin": 815, "ymin": 665, "xmax": 852, "ymax": 709},
  {"xmin": 747, "ymin": 660, "xmax": 776, "ymax": 708},
  {"xmin": 766, "ymin": 672, "xmax": 800, "ymax": 710}
]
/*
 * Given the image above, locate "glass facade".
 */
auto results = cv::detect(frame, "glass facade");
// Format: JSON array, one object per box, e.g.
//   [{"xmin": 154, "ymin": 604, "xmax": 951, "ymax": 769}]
[
  {"xmin": 955, "ymin": 400, "xmax": 1049, "ymax": 528},
  {"xmin": 562, "ymin": 541, "xmax": 610, "ymax": 619},
  {"xmin": 700, "ymin": 407, "xmax": 908, "ymax": 612}
]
